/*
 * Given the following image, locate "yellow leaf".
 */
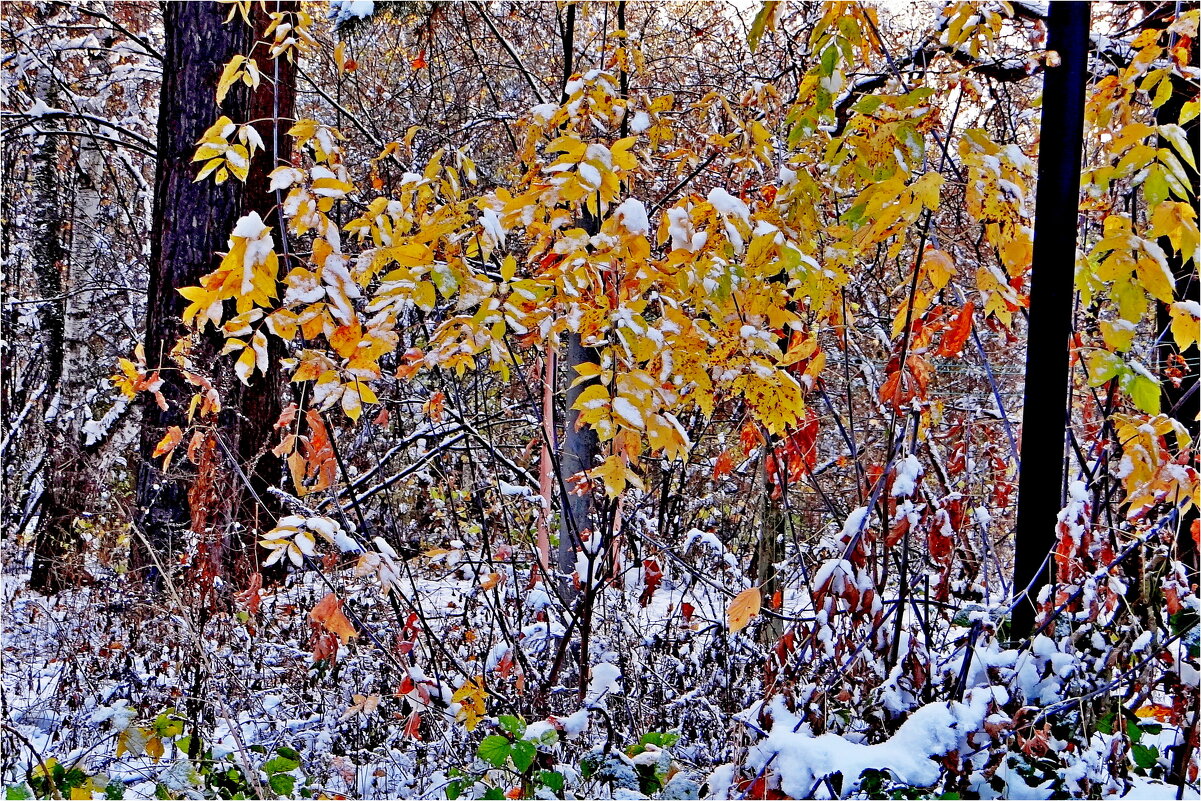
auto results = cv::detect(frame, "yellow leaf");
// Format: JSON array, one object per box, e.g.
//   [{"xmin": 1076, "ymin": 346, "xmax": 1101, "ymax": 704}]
[
  {"xmin": 727, "ymin": 587, "xmax": 761, "ymax": 632},
  {"xmin": 588, "ymin": 454, "xmax": 643, "ymax": 498},
  {"xmin": 153, "ymin": 426, "xmax": 184, "ymax": 458},
  {"xmin": 216, "ymin": 55, "xmax": 245, "ymax": 105},
  {"xmin": 146, "ymin": 735, "xmax": 164, "ymax": 763},
  {"xmin": 451, "ymin": 676, "xmax": 488, "ymax": 731},
  {"xmin": 910, "ymin": 171, "xmax": 944, "ymax": 211},
  {"xmin": 1170, "ymin": 302, "xmax": 1200, "ymax": 351},
  {"xmin": 235, "ymin": 346, "xmax": 256, "ymax": 385},
  {"xmin": 923, "ymin": 247, "xmax": 956, "ymax": 290}
]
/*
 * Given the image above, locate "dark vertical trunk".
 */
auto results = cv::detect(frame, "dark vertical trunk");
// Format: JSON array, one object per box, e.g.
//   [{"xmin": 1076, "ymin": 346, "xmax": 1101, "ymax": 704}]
[
  {"xmin": 557, "ymin": 332, "xmax": 600, "ymax": 584},
  {"xmin": 1010, "ymin": 2, "xmax": 1091, "ymax": 640},
  {"xmin": 133, "ymin": 1, "xmax": 252, "ymax": 579},
  {"xmin": 226, "ymin": 0, "xmax": 298, "ymax": 583}
]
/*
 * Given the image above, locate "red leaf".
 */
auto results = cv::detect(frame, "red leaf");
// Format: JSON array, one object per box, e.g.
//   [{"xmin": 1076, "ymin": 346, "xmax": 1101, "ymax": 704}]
[{"xmin": 640, "ymin": 559, "xmax": 663, "ymax": 607}]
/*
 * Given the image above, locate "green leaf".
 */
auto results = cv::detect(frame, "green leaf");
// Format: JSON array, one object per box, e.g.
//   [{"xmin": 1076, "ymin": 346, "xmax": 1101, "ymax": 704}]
[
  {"xmin": 482, "ymin": 788, "xmax": 506, "ymax": 800},
  {"xmin": 497, "ymin": 715, "xmax": 526, "ymax": 739},
  {"xmin": 1126, "ymin": 719, "xmax": 1143, "ymax": 744},
  {"xmin": 640, "ymin": 731, "xmax": 680, "ymax": 748},
  {"xmin": 747, "ymin": 1, "xmax": 780, "ymax": 53},
  {"xmin": 477, "ymin": 735, "xmax": 511, "ymax": 768},
  {"xmin": 1097, "ymin": 710, "xmax": 1117, "ymax": 735},
  {"xmin": 5, "ymin": 786, "xmax": 32, "ymax": 800},
  {"xmin": 855, "ymin": 95, "xmax": 885, "ymax": 116},
  {"xmin": 1124, "ymin": 370, "xmax": 1161, "ymax": 414},
  {"xmin": 276, "ymin": 746, "xmax": 301, "ymax": 762},
  {"xmin": 262, "ymin": 756, "xmax": 299, "ymax": 774},
  {"xmin": 820, "ymin": 45, "xmax": 838, "ymax": 77},
  {"xmin": 539, "ymin": 771, "xmax": 565, "ymax": 794},
  {"xmin": 446, "ymin": 780, "xmax": 463, "ymax": 800},
  {"xmin": 510, "ymin": 740, "xmax": 537, "ymax": 773},
  {"xmin": 269, "ymin": 774, "xmax": 296, "ymax": 796},
  {"xmin": 1132, "ymin": 743, "xmax": 1158, "ymax": 770}
]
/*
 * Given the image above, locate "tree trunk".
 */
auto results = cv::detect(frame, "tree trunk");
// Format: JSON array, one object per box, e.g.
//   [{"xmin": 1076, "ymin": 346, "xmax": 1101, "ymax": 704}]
[
  {"xmin": 754, "ymin": 451, "xmax": 785, "ymax": 645},
  {"xmin": 28, "ymin": 69, "xmax": 77, "ymax": 593},
  {"xmin": 1010, "ymin": 1, "xmax": 1091, "ymax": 640},
  {"xmin": 133, "ymin": 0, "xmax": 253, "ymax": 582},
  {"xmin": 226, "ymin": 0, "xmax": 298, "ymax": 584},
  {"xmin": 557, "ymin": 332, "xmax": 600, "ymax": 591}
]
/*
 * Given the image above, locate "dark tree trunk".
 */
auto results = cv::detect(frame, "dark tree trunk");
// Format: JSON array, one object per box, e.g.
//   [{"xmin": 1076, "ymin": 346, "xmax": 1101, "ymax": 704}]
[
  {"xmin": 557, "ymin": 333, "xmax": 600, "ymax": 586},
  {"xmin": 133, "ymin": 1, "xmax": 253, "ymax": 581},
  {"xmin": 227, "ymin": 0, "xmax": 298, "ymax": 583},
  {"xmin": 1010, "ymin": 2, "xmax": 1091, "ymax": 640}
]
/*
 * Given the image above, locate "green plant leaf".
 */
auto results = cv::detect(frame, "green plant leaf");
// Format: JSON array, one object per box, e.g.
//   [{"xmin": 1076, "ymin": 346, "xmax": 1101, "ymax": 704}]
[
  {"xmin": 510, "ymin": 740, "xmax": 536, "ymax": 773},
  {"xmin": 1132, "ymin": 743, "xmax": 1158, "ymax": 770},
  {"xmin": 539, "ymin": 771, "xmax": 565, "ymax": 794},
  {"xmin": 497, "ymin": 715, "xmax": 526, "ymax": 739},
  {"xmin": 747, "ymin": 1, "xmax": 780, "ymax": 53},
  {"xmin": 262, "ymin": 756, "xmax": 299, "ymax": 774},
  {"xmin": 477, "ymin": 735, "xmax": 511, "ymax": 769},
  {"xmin": 269, "ymin": 774, "xmax": 296, "ymax": 796}
]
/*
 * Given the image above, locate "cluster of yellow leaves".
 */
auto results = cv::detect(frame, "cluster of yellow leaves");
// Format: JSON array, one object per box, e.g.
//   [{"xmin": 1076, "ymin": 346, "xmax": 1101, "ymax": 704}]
[
  {"xmin": 451, "ymin": 676, "xmax": 488, "ymax": 731},
  {"xmin": 1077, "ymin": 11, "xmax": 1198, "ymax": 423},
  {"xmin": 215, "ymin": 54, "xmax": 260, "ymax": 105},
  {"xmin": 193, "ymin": 116, "xmax": 263, "ymax": 184},
  {"xmin": 1112, "ymin": 414, "xmax": 1199, "ymax": 520}
]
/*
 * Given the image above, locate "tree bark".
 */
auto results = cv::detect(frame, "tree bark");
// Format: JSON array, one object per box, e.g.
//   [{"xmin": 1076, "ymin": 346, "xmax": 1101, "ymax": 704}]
[
  {"xmin": 1010, "ymin": 2, "xmax": 1091, "ymax": 640},
  {"xmin": 133, "ymin": 1, "xmax": 253, "ymax": 581},
  {"xmin": 226, "ymin": 0, "xmax": 298, "ymax": 584},
  {"xmin": 28, "ymin": 68, "xmax": 78, "ymax": 593}
]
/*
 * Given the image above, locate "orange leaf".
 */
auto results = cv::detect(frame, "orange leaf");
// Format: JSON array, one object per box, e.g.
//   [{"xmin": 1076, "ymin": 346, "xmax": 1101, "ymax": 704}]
[
  {"xmin": 727, "ymin": 587, "xmax": 761, "ymax": 632},
  {"xmin": 311, "ymin": 592, "xmax": 358, "ymax": 644},
  {"xmin": 403, "ymin": 711, "xmax": 422, "ymax": 740},
  {"xmin": 937, "ymin": 301, "xmax": 975, "ymax": 357},
  {"xmin": 410, "ymin": 50, "xmax": 428, "ymax": 69},
  {"xmin": 274, "ymin": 402, "xmax": 299, "ymax": 430},
  {"xmin": 713, "ymin": 451, "xmax": 734, "ymax": 480},
  {"xmin": 153, "ymin": 426, "xmax": 184, "ymax": 458},
  {"xmin": 423, "ymin": 391, "xmax": 446, "ymax": 422},
  {"xmin": 186, "ymin": 431, "xmax": 206, "ymax": 464}
]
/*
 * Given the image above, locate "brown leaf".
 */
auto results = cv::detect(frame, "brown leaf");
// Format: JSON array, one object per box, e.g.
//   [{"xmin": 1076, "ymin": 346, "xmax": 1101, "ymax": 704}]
[
  {"xmin": 311, "ymin": 592, "xmax": 358, "ymax": 644},
  {"xmin": 727, "ymin": 587, "xmax": 761, "ymax": 632}
]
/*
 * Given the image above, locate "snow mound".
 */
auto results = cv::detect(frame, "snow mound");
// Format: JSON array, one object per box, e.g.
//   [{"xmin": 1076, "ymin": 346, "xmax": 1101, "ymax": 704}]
[{"xmin": 747, "ymin": 694, "xmax": 990, "ymax": 798}]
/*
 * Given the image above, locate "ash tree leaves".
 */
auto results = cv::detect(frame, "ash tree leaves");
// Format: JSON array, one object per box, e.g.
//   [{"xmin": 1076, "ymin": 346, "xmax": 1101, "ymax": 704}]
[{"xmin": 163, "ymin": 0, "xmax": 1198, "ymax": 533}]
